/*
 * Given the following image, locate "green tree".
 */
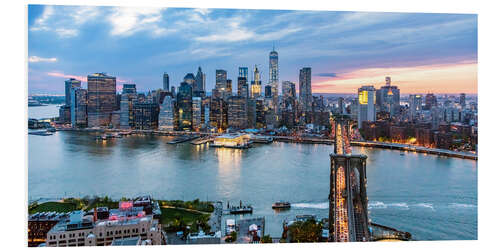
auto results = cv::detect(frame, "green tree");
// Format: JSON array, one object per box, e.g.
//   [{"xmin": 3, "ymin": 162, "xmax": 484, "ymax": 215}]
[
  {"xmin": 288, "ymin": 219, "xmax": 322, "ymax": 243},
  {"xmin": 261, "ymin": 234, "xmax": 272, "ymax": 243}
]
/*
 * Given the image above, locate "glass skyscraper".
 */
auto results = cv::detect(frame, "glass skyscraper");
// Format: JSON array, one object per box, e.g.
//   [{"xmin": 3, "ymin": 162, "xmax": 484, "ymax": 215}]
[{"xmin": 87, "ymin": 73, "xmax": 117, "ymax": 127}]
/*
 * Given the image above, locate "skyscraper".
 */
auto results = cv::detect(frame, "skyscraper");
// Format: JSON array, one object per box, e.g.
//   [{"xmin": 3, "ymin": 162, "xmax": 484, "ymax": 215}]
[
  {"xmin": 158, "ymin": 95, "xmax": 174, "ymax": 131},
  {"xmin": 177, "ymin": 81, "xmax": 193, "ymax": 131},
  {"xmin": 70, "ymin": 87, "xmax": 87, "ymax": 128},
  {"xmin": 282, "ymin": 81, "xmax": 296, "ymax": 100},
  {"xmin": 239, "ymin": 67, "xmax": 248, "ymax": 79},
  {"xmin": 122, "ymin": 84, "xmax": 137, "ymax": 95},
  {"xmin": 228, "ymin": 96, "xmax": 247, "ymax": 129},
  {"xmin": 87, "ymin": 73, "xmax": 117, "ymax": 127},
  {"xmin": 376, "ymin": 76, "xmax": 400, "ymax": 117},
  {"xmin": 215, "ymin": 69, "xmax": 227, "ymax": 99},
  {"xmin": 250, "ymin": 65, "xmax": 262, "ymax": 98},
  {"xmin": 184, "ymin": 73, "xmax": 196, "ymax": 87},
  {"xmin": 269, "ymin": 47, "xmax": 279, "ymax": 109},
  {"xmin": 409, "ymin": 94, "xmax": 423, "ymax": 120},
  {"xmin": 163, "ymin": 73, "xmax": 169, "ymax": 91},
  {"xmin": 194, "ymin": 67, "xmax": 205, "ymax": 94},
  {"xmin": 210, "ymin": 96, "xmax": 228, "ymax": 132},
  {"xmin": 299, "ymin": 67, "xmax": 312, "ymax": 112},
  {"xmin": 119, "ymin": 94, "xmax": 134, "ymax": 129},
  {"xmin": 237, "ymin": 77, "xmax": 249, "ymax": 99},
  {"xmin": 424, "ymin": 93, "xmax": 437, "ymax": 110},
  {"xmin": 459, "ymin": 93, "xmax": 466, "ymax": 108},
  {"xmin": 192, "ymin": 97, "xmax": 203, "ymax": 131},
  {"xmin": 132, "ymin": 102, "xmax": 159, "ymax": 130},
  {"xmin": 357, "ymin": 85, "xmax": 376, "ymax": 129},
  {"xmin": 65, "ymin": 78, "xmax": 81, "ymax": 106}
]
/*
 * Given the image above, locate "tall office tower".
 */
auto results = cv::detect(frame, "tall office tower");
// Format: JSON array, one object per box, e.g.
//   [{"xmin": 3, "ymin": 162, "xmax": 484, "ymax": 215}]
[
  {"xmin": 132, "ymin": 102, "xmax": 159, "ymax": 130},
  {"xmin": 119, "ymin": 94, "xmax": 132, "ymax": 129},
  {"xmin": 250, "ymin": 65, "xmax": 262, "ymax": 98},
  {"xmin": 184, "ymin": 73, "xmax": 196, "ymax": 87},
  {"xmin": 163, "ymin": 73, "xmax": 170, "ymax": 91},
  {"xmin": 171, "ymin": 86, "xmax": 176, "ymax": 96},
  {"xmin": 87, "ymin": 73, "xmax": 117, "ymax": 127},
  {"xmin": 239, "ymin": 67, "xmax": 248, "ymax": 79},
  {"xmin": 226, "ymin": 79, "xmax": 232, "ymax": 95},
  {"xmin": 299, "ymin": 67, "xmax": 312, "ymax": 112},
  {"xmin": 70, "ymin": 87, "xmax": 87, "ymax": 128},
  {"xmin": 282, "ymin": 81, "xmax": 296, "ymax": 100},
  {"xmin": 177, "ymin": 81, "xmax": 193, "ymax": 130},
  {"xmin": 247, "ymin": 98, "xmax": 256, "ymax": 128},
  {"xmin": 264, "ymin": 85, "xmax": 272, "ymax": 98},
  {"xmin": 58, "ymin": 105, "xmax": 71, "ymax": 123},
  {"xmin": 338, "ymin": 97, "xmax": 345, "ymax": 114},
  {"xmin": 65, "ymin": 78, "xmax": 81, "ymax": 106},
  {"xmin": 122, "ymin": 84, "xmax": 137, "ymax": 95},
  {"xmin": 228, "ymin": 96, "xmax": 247, "ymax": 129},
  {"xmin": 255, "ymin": 98, "xmax": 266, "ymax": 129},
  {"xmin": 209, "ymin": 96, "xmax": 228, "ymax": 132},
  {"xmin": 194, "ymin": 67, "xmax": 205, "ymax": 93},
  {"xmin": 459, "ymin": 93, "xmax": 466, "ymax": 108},
  {"xmin": 282, "ymin": 81, "xmax": 297, "ymax": 116},
  {"xmin": 269, "ymin": 47, "xmax": 279, "ymax": 108},
  {"xmin": 215, "ymin": 69, "xmax": 227, "ymax": 90},
  {"xmin": 158, "ymin": 95, "xmax": 175, "ymax": 131},
  {"xmin": 424, "ymin": 93, "xmax": 437, "ymax": 110},
  {"xmin": 237, "ymin": 77, "xmax": 249, "ymax": 98},
  {"xmin": 357, "ymin": 85, "xmax": 376, "ymax": 129},
  {"xmin": 409, "ymin": 94, "xmax": 423, "ymax": 120},
  {"xmin": 192, "ymin": 97, "xmax": 203, "ymax": 131},
  {"xmin": 376, "ymin": 76, "xmax": 400, "ymax": 117}
]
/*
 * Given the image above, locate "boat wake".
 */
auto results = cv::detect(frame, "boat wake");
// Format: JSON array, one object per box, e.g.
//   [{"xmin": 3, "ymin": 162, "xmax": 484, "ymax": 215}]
[
  {"xmin": 292, "ymin": 202, "xmax": 329, "ymax": 209},
  {"xmin": 291, "ymin": 201, "xmax": 476, "ymax": 211}
]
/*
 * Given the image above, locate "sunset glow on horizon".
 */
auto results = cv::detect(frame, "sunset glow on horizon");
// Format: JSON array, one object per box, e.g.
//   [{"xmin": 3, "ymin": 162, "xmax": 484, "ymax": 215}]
[{"xmin": 312, "ymin": 61, "xmax": 477, "ymax": 94}]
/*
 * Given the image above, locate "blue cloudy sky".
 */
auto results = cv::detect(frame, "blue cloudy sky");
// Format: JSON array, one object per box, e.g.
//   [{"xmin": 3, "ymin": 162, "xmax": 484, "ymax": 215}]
[{"xmin": 27, "ymin": 5, "xmax": 477, "ymax": 94}]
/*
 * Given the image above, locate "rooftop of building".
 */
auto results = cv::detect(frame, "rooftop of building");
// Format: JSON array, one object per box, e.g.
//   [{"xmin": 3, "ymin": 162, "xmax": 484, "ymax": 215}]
[{"xmin": 111, "ymin": 236, "xmax": 141, "ymax": 246}]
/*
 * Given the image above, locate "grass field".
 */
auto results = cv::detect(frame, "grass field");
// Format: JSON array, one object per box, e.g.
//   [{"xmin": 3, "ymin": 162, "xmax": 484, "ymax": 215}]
[
  {"xmin": 29, "ymin": 202, "xmax": 77, "ymax": 214},
  {"xmin": 160, "ymin": 207, "xmax": 211, "ymax": 233}
]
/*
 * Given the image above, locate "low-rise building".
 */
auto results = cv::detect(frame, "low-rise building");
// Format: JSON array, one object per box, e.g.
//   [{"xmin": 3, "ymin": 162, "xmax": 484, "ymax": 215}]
[{"xmin": 45, "ymin": 202, "xmax": 165, "ymax": 247}]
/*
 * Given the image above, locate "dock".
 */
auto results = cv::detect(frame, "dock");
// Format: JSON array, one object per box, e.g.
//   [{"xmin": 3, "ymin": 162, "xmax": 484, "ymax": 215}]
[
  {"xmin": 167, "ymin": 135, "xmax": 199, "ymax": 144},
  {"xmin": 28, "ymin": 131, "xmax": 54, "ymax": 136},
  {"xmin": 191, "ymin": 136, "xmax": 214, "ymax": 145}
]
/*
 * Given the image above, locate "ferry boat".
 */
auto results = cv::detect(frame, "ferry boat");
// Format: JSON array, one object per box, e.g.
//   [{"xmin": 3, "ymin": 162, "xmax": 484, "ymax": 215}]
[
  {"xmin": 227, "ymin": 201, "xmax": 253, "ymax": 214},
  {"xmin": 272, "ymin": 201, "xmax": 291, "ymax": 209}
]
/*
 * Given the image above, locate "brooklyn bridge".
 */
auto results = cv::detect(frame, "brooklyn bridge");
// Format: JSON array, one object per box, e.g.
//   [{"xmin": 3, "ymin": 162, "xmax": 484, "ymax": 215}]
[{"xmin": 328, "ymin": 115, "xmax": 411, "ymax": 242}]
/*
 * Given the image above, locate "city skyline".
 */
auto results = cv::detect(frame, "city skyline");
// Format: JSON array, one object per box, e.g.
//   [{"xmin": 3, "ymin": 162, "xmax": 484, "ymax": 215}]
[{"xmin": 28, "ymin": 6, "xmax": 477, "ymax": 95}]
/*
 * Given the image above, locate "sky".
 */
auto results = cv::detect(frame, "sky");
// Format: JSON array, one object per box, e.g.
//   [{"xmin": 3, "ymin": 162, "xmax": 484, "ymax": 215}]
[{"xmin": 27, "ymin": 5, "xmax": 477, "ymax": 95}]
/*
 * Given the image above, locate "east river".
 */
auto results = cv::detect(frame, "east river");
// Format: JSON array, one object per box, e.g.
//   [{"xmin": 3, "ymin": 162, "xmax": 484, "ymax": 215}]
[{"xmin": 28, "ymin": 105, "xmax": 477, "ymax": 240}]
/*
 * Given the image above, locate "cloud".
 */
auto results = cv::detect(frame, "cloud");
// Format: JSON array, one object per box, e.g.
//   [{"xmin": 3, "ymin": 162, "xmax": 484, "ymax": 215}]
[
  {"xmin": 29, "ymin": 5, "xmax": 101, "ymax": 38},
  {"xmin": 47, "ymin": 71, "xmax": 129, "ymax": 83},
  {"xmin": 107, "ymin": 7, "xmax": 171, "ymax": 37},
  {"xmin": 315, "ymin": 73, "xmax": 337, "ymax": 78},
  {"xmin": 29, "ymin": 56, "xmax": 57, "ymax": 63},
  {"xmin": 47, "ymin": 72, "xmax": 86, "ymax": 82}
]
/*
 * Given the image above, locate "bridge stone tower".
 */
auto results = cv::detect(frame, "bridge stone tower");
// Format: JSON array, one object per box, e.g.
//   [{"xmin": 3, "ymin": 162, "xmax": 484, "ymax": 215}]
[{"xmin": 328, "ymin": 116, "xmax": 370, "ymax": 242}]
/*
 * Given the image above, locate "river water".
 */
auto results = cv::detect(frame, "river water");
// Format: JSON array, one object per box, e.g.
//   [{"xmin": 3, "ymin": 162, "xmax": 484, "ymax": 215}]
[{"xmin": 28, "ymin": 105, "xmax": 477, "ymax": 240}]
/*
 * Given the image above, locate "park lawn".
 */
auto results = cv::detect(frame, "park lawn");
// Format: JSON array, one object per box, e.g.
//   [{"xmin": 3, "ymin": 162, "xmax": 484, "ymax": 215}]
[
  {"xmin": 158, "ymin": 199, "xmax": 214, "ymax": 213},
  {"xmin": 160, "ymin": 207, "xmax": 208, "ymax": 225},
  {"xmin": 29, "ymin": 202, "xmax": 77, "ymax": 214}
]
